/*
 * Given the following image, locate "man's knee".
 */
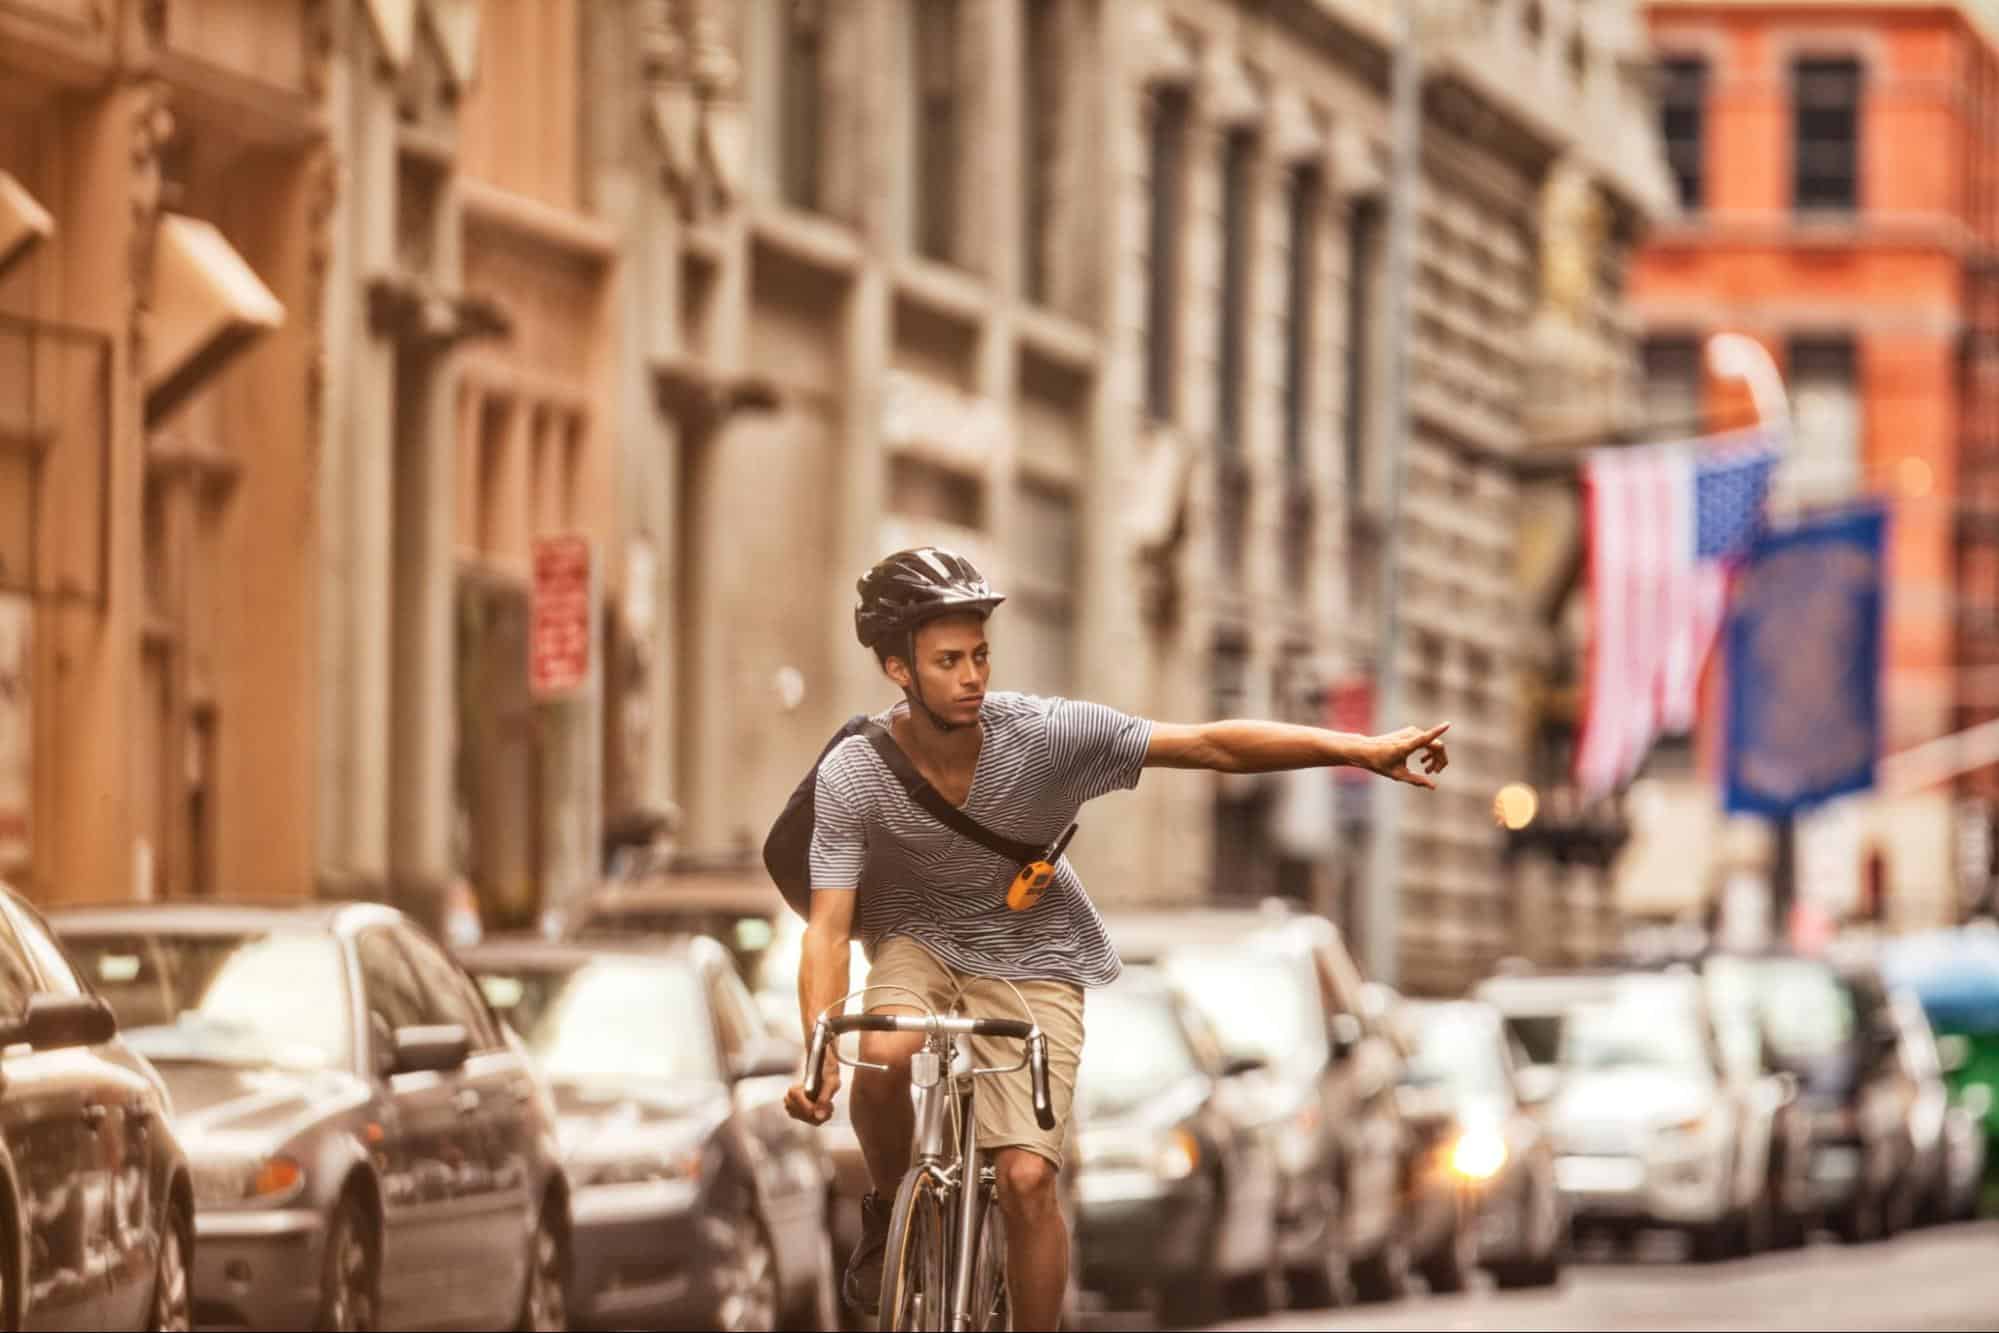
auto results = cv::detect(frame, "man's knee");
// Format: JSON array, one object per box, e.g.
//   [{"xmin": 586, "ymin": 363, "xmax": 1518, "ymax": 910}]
[
  {"xmin": 853, "ymin": 1032, "xmax": 924, "ymax": 1098},
  {"xmin": 995, "ymin": 1150, "xmax": 1061, "ymax": 1221}
]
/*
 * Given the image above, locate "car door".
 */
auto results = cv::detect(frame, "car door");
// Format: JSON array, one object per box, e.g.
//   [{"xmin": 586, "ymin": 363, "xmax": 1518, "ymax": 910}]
[
  {"xmin": 355, "ymin": 925, "xmax": 470, "ymax": 1330},
  {"xmin": 1, "ymin": 895, "xmax": 165, "ymax": 1331},
  {"xmin": 391, "ymin": 923, "xmax": 535, "ymax": 1330},
  {"xmin": 1315, "ymin": 942, "xmax": 1404, "ymax": 1249},
  {"xmin": 0, "ymin": 899, "xmax": 107, "ymax": 1332},
  {"xmin": 705, "ymin": 954, "xmax": 823, "ymax": 1284}
]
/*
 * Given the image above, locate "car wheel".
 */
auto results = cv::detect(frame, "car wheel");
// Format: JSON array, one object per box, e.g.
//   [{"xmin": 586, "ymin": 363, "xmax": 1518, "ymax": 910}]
[
  {"xmin": 1420, "ymin": 1215, "xmax": 1475, "ymax": 1295},
  {"xmin": 784, "ymin": 1211, "xmax": 839, "ymax": 1332},
  {"xmin": 1349, "ymin": 1237, "xmax": 1409, "ymax": 1304},
  {"xmin": 317, "ymin": 1196, "xmax": 379, "ymax": 1332},
  {"xmin": 148, "ymin": 1211, "xmax": 192, "ymax": 1333},
  {"xmin": 711, "ymin": 1197, "xmax": 781, "ymax": 1333},
  {"xmin": 516, "ymin": 1199, "xmax": 568, "ymax": 1333}
]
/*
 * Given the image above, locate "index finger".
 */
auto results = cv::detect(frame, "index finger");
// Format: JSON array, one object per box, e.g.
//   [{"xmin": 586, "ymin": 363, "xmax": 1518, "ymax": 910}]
[{"xmin": 1420, "ymin": 721, "xmax": 1451, "ymax": 744}]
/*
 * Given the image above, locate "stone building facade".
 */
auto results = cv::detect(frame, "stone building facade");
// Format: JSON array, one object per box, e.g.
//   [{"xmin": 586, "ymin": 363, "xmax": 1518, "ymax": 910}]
[
  {"xmin": 637, "ymin": 0, "xmax": 1674, "ymax": 996},
  {"xmin": 0, "ymin": 1, "xmax": 1671, "ymax": 994}
]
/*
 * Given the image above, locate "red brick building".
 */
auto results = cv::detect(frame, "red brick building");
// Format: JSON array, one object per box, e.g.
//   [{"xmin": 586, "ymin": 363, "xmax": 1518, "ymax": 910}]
[{"xmin": 1626, "ymin": 0, "xmax": 1999, "ymax": 924}]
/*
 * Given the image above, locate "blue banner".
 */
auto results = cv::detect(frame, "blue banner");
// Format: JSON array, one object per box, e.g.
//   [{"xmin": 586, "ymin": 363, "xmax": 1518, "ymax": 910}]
[{"xmin": 1722, "ymin": 502, "xmax": 1888, "ymax": 818}]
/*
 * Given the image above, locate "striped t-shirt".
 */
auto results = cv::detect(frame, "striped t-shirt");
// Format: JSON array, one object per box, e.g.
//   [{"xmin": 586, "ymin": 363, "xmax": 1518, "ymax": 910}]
[{"xmin": 808, "ymin": 690, "xmax": 1154, "ymax": 988}]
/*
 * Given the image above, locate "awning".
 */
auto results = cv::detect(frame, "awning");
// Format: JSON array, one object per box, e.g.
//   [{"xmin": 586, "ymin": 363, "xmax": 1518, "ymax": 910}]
[
  {"xmin": 142, "ymin": 213, "xmax": 285, "ymax": 427},
  {"xmin": 0, "ymin": 171, "xmax": 54, "ymax": 280}
]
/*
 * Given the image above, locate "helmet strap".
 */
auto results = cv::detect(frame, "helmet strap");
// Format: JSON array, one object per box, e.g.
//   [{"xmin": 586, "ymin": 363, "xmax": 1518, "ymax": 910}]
[{"xmin": 901, "ymin": 628, "xmax": 967, "ymax": 734}]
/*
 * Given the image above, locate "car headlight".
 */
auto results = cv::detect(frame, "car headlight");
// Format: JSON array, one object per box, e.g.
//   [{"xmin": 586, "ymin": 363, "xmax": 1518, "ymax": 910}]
[
  {"xmin": 193, "ymin": 1155, "xmax": 307, "ymax": 1208},
  {"xmin": 1079, "ymin": 1126, "xmax": 1202, "ymax": 1182},
  {"xmin": 1154, "ymin": 1128, "xmax": 1200, "ymax": 1182},
  {"xmin": 1664, "ymin": 1111, "xmax": 1712, "ymax": 1137},
  {"xmin": 1450, "ymin": 1126, "xmax": 1508, "ymax": 1182}
]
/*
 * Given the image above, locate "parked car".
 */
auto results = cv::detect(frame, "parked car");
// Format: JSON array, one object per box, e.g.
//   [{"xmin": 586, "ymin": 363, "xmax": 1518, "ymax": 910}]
[
  {"xmin": 1072, "ymin": 964, "xmax": 1282, "ymax": 1327},
  {"xmin": 1365, "ymin": 984, "xmax": 1477, "ymax": 1294},
  {"xmin": 462, "ymin": 934, "xmax": 839, "ymax": 1332},
  {"xmin": 1107, "ymin": 904, "xmax": 1410, "ymax": 1307},
  {"xmin": 50, "ymin": 900, "xmax": 573, "ymax": 1332},
  {"xmin": 1540, "ymin": 970, "xmax": 1768, "ymax": 1260},
  {"xmin": 0, "ymin": 880, "xmax": 195, "ymax": 1330},
  {"xmin": 1675, "ymin": 954, "xmax": 1816, "ymax": 1249},
  {"xmin": 1394, "ymin": 997, "xmax": 1565, "ymax": 1290},
  {"xmin": 1707, "ymin": 948, "xmax": 1915, "ymax": 1242},
  {"xmin": 1884, "ymin": 986, "xmax": 1965, "ymax": 1226}
]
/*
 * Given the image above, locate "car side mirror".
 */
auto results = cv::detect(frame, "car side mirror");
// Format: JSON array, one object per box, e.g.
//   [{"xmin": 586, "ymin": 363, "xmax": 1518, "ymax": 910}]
[
  {"xmin": 1221, "ymin": 1053, "xmax": 1268, "ymax": 1079},
  {"xmin": 1515, "ymin": 1064, "xmax": 1560, "ymax": 1107},
  {"xmin": 4, "ymin": 994, "xmax": 117, "ymax": 1052},
  {"xmin": 391, "ymin": 1024, "xmax": 471, "ymax": 1075},
  {"xmin": 1330, "ymin": 1013, "xmax": 1364, "ymax": 1060},
  {"xmin": 732, "ymin": 1035, "xmax": 801, "ymax": 1083}
]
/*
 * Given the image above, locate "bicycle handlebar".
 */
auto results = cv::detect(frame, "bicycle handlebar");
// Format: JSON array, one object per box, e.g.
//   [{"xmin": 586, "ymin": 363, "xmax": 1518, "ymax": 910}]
[{"xmin": 802, "ymin": 1012, "xmax": 1056, "ymax": 1131}]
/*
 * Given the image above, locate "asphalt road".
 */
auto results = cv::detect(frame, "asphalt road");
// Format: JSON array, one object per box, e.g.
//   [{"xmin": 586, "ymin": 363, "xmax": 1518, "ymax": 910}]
[{"xmin": 1195, "ymin": 1220, "xmax": 1999, "ymax": 1333}]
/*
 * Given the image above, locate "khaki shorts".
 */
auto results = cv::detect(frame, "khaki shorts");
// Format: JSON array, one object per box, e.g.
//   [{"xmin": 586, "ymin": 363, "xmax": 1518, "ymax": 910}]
[{"xmin": 861, "ymin": 934, "xmax": 1086, "ymax": 1170}]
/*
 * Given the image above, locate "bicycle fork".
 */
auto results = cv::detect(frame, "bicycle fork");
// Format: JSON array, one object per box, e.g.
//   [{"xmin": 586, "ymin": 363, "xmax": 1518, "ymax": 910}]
[{"xmin": 912, "ymin": 1042, "xmax": 999, "ymax": 1332}]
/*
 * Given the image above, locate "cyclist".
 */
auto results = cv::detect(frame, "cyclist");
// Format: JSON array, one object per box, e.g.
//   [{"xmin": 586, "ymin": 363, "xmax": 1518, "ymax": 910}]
[{"xmin": 782, "ymin": 545, "xmax": 1450, "ymax": 1328}]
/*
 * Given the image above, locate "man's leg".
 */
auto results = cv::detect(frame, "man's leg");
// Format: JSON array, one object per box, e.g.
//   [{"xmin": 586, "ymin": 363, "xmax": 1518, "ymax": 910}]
[
  {"xmin": 841, "ymin": 937, "xmax": 958, "ymax": 1315},
  {"xmin": 964, "ymin": 975, "xmax": 1086, "ymax": 1331},
  {"xmin": 994, "ymin": 1147, "xmax": 1070, "ymax": 1330}
]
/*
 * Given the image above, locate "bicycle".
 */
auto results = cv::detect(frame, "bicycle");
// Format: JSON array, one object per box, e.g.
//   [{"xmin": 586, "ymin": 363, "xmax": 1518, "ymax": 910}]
[{"xmin": 802, "ymin": 989, "xmax": 1057, "ymax": 1333}]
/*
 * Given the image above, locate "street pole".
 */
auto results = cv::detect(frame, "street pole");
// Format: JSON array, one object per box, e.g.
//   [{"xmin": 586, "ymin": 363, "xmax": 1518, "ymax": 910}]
[
  {"xmin": 1704, "ymin": 333, "xmax": 1793, "ymax": 948},
  {"xmin": 1363, "ymin": 7, "xmax": 1423, "ymax": 988}
]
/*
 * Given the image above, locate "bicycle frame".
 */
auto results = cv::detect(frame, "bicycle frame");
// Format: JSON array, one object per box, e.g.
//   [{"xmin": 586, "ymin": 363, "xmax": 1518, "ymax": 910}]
[{"xmin": 805, "ymin": 997, "xmax": 1053, "ymax": 1333}]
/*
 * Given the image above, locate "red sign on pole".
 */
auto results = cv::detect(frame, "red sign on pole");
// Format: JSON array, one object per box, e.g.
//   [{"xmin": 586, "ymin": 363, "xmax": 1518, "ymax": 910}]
[
  {"xmin": 1326, "ymin": 674, "xmax": 1374, "ymax": 785},
  {"xmin": 530, "ymin": 535, "xmax": 593, "ymax": 697}
]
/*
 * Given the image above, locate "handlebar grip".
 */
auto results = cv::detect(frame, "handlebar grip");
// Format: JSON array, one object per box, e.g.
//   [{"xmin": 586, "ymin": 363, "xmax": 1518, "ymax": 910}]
[
  {"xmin": 971, "ymin": 1018, "xmax": 1033, "ymax": 1040},
  {"xmin": 802, "ymin": 1021, "xmax": 834, "ymax": 1103},
  {"xmin": 825, "ymin": 1013, "xmax": 904, "ymax": 1034},
  {"xmin": 1027, "ymin": 1032, "xmax": 1056, "ymax": 1131}
]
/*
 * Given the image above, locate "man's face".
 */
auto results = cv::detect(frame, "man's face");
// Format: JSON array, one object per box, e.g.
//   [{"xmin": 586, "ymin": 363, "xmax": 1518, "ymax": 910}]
[{"xmin": 889, "ymin": 613, "xmax": 990, "ymax": 726}]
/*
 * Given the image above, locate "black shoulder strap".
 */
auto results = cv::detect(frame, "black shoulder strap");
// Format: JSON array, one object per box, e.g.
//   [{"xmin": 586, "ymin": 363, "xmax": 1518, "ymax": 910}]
[{"xmin": 861, "ymin": 721, "xmax": 1045, "ymax": 866}]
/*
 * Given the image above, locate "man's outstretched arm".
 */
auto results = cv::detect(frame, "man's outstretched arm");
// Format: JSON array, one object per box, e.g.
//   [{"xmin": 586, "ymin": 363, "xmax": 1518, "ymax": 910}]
[{"xmin": 1143, "ymin": 718, "xmax": 1451, "ymax": 789}]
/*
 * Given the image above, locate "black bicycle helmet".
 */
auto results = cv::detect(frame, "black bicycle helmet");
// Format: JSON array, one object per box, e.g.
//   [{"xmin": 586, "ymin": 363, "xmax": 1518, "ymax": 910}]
[
  {"xmin": 853, "ymin": 546, "xmax": 1006, "ymax": 652},
  {"xmin": 854, "ymin": 547, "xmax": 1005, "ymax": 733}
]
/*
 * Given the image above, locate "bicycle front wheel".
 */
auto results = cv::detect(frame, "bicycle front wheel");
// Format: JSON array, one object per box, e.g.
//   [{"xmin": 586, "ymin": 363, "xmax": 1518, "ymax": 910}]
[{"xmin": 878, "ymin": 1167, "xmax": 953, "ymax": 1332}]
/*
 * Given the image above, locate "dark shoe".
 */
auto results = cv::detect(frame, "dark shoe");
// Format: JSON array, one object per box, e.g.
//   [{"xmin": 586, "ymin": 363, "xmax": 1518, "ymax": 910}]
[{"xmin": 843, "ymin": 1190, "xmax": 892, "ymax": 1317}]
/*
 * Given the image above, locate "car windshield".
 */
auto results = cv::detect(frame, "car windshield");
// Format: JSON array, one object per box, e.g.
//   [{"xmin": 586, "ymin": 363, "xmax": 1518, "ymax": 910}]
[
  {"xmin": 1560, "ymin": 998, "xmax": 1710, "ymax": 1077},
  {"xmin": 1161, "ymin": 947, "xmax": 1326, "ymax": 1072},
  {"xmin": 1405, "ymin": 1009, "xmax": 1511, "ymax": 1101},
  {"xmin": 473, "ymin": 956, "xmax": 720, "ymax": 1085},
  {"xmin": 1075, "ymin": 986, "xmax": 1201, "ymax": 1118},
  {"xmin": 1503, "ymin": 1014, "xmax": 1564, "ymax": 1067},
  {"xmin": 62, "ymin": 930, "xmax": 351, "ymax": 1071},
  {"xmin": 1713, "ymin": 956, "xmax": 1856, "ymax": 1065}
]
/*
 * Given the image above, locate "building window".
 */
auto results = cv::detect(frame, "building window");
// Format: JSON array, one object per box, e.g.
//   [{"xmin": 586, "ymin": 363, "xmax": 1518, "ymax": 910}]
[
  {"xmin": 909, "ymin": 0, "xmax": 961, "ymax": 263},
  {"xmin": 1660, "ymin": 55, "xmax": 1707, "ymax": 212},
  {"xmin": 1788, "ymin": 335, "xmax": 1863, "ymax": 501},
  {"xmin": 1284, "ymin": 165, "xmax": 1320, "ymax": 476},
  {"xmin": 1022, "ymin": 0, "xmax": 1062, "ymax": 306},
  {"xmin": 1145, "ymin": 88, "xmax": 1189, "ymax": 423},
  {"xmin": 1344, "ymin": 196, "xmax": 1386, "ymax": 511},
  {"xmin": 1793, "ymin": 57, "xmax": 1862, "ymax": 213},
  {"xmin": 1641, "ymin": 334, "xmax": 1704, "ymax": 431},
  {"xmin": 779, "ymin": 0, "xmax": 826, "ymax": 212},
  {"xmin": 1007, "ymin": 477, "xmax": 1078, "ymax": 697},
  {"xmin": 1217, "ymin": 130, "xmax": 1254, "ymax": 457}
]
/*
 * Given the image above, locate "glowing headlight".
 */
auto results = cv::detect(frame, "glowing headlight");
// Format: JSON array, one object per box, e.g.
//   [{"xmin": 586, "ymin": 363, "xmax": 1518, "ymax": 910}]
[
  {"xmin": 193, "ymin": 1155, "xmax": 306, "ymax": 1208},
  {"xmin": 1450, "ymin": 1127, "xmax": 1507, "ymax": 1181}
]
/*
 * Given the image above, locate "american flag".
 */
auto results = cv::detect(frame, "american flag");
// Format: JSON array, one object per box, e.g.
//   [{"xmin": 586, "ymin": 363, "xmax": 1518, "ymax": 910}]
[{"xmin": 1571, "ymin": 432, "xmax": 1782, "ymax": 803}]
